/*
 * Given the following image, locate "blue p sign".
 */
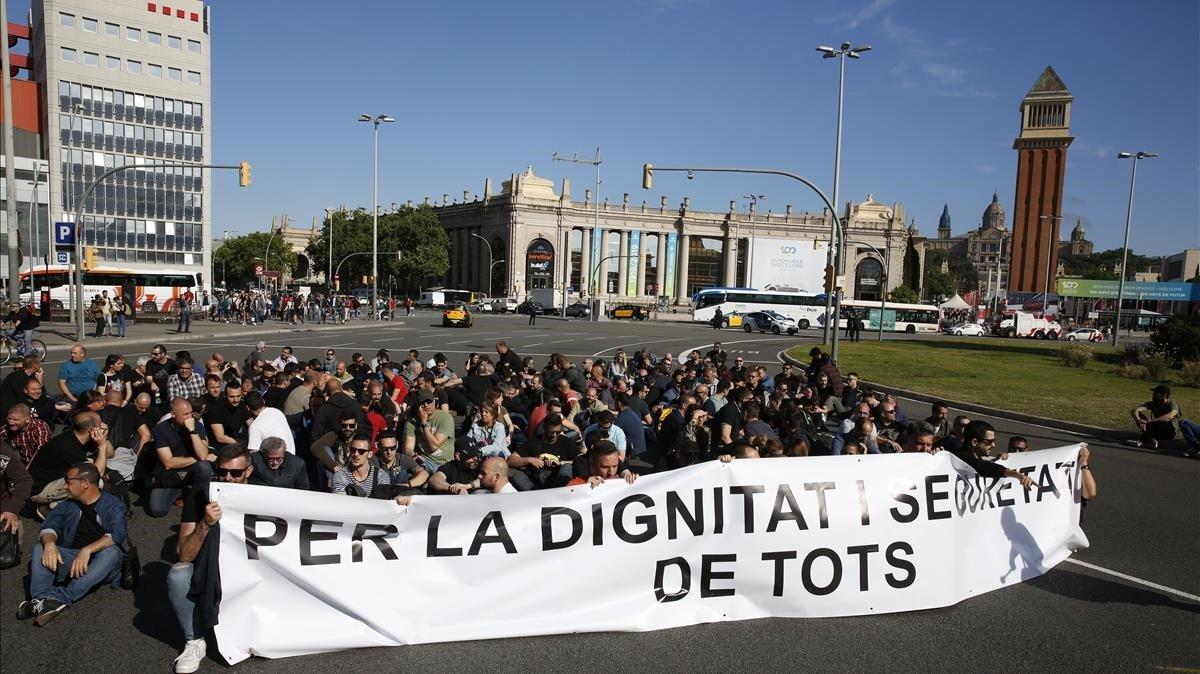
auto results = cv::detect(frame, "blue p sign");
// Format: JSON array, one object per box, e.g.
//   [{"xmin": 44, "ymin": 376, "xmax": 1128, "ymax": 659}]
[{"xmin": 54, "ymin": 221, "xmax": 75, "ymax": 246}]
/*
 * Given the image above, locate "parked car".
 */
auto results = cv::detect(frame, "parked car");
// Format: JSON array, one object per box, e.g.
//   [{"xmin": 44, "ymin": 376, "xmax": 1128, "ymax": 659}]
[
  {"xmin": 491, "ymin": 297, "xmax": 519, "ymax": 313},
  {"xmin": 950, "ymin": 322, "xmax": 987, "ymax": 336},
  {"xmin": 741, "ymin": 310, "xmax": 798, "ymax": 335},
  {"xmin": 608, "ymin": 304, "xmax": 648, "ymax": 320},
  {"xmin": 473, "ymin": 298, "xmax": 494, "ymax": 312},
  {"xmin": 565, "ymin": 301, "xmax": 591, "ymax": 318},
  {"xmin": 1063, "ymin": 327, "xmax": 1102, "ymax": 342},
  {"xmin": 515, "ymin": 301, "xmax": 544, "ymax": 315},
  {"xmin": 441, "ymin": 302, "xmax": 473, "ymax": 327}
]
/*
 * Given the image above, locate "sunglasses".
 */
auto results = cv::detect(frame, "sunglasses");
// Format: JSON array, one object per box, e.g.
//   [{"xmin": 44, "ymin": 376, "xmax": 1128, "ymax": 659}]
[
  {"xmin": 379, "ymin": 445, "xmax": 399, "ymax": 452},
  {"xmin": 350, "ymin": 447, "xmax": 373, "ymax": 455},
  {"xmin": 216, "ymin": 467, "xmax": 246, "ymax": 478},
  {"xmin": 340, "ymin": 423, "xmax": 358, "ymax": 429}
]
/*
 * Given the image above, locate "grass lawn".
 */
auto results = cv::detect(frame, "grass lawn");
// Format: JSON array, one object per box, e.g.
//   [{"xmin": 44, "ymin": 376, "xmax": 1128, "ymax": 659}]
[{"xmin": 785, "ymin": 338, "xmax": 1200, "ymax": 430}]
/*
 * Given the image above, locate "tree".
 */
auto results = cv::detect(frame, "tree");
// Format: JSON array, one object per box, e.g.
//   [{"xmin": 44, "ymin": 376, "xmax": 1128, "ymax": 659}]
[
  {"xmin": 1061, "ymin": 247, "xmax": 1159, "ymax": 280},
  {"xmin": 1151, "ymin": 314, "xmax": 1200, "ymax": 362},
  {"xmin": 923, "ymin": 268, "xmax": 955, "ymax": 300},
  {"xmin": 889, "ymin": 285, "xmax": 920, "ymax": 303},
  {"xmin": 307, "ymin": 205, "xmax": 449, "ymax": 294},
  {"xmin": 214, "ymin": 232, "xmax": 297, "ymax": 289}
]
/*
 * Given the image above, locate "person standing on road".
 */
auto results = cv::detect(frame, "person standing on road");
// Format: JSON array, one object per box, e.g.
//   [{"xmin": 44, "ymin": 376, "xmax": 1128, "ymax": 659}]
[
  {"xmin": 111, "ymin": 294, "xmax": 127, "ymax": 338},
  {"xmin": 528, "ymin": 301, "xmax": 539, "ymax": 326},
  {"xmin": 99, "ymin": 291, "xmax": 113, "ymax": 337},
  {"xmin": 177, "ymin": 288, "xmax": 194, "ymax": 334},
  {"xmin": 711, "ymin": 307, "xmax": 724, "ymax": 330}
]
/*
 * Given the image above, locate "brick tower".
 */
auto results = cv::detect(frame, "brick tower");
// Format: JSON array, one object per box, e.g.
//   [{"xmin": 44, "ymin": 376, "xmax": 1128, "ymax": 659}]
[{"xmin": 1007, "ymin": 67, "xmax": 1073, "ymax": 293}]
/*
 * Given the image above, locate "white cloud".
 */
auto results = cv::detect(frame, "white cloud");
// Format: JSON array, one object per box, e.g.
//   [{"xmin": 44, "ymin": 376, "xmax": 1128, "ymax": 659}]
[
  {"xmin": 1093, "ymin": 145, "xmax": 1115, "ymax": 159},
  {"xmin": 923, "ymin": 63, "xmax": 966, "ymax": 84},
  {"xmin": 818, "ymin": 0, "xmax": 898, "ymax": 29}
]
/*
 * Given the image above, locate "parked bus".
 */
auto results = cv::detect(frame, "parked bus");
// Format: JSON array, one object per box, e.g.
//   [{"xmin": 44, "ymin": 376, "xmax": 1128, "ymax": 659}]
[
  {"xmin": 691, "ymin": 287, "xmax": 828, "ymax": 329},
  {"xmin": 840, "ymin": 299, "xmax": 940, "ymax": 334},
  {"xmin": 18, "ymin": 266, "xmax": 203, "ymax": 312}
]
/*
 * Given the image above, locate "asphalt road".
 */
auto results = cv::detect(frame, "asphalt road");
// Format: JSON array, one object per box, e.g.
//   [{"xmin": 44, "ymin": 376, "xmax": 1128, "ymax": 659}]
[{"xmin": 3, "ymin": 313, "xmax": 1197, "ymax": 672}]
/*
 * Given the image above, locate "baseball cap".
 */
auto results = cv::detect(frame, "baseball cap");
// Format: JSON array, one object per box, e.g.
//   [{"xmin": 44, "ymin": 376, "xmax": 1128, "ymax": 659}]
[
  {"xmin": 1151, "ymin": 384, "xmax": 1172, "ymax": 396},
  {"xmin": 415, "ymin": 391, "xmax": 435, "ymax": 404},
  {"xmin": 455, "ymin": 436, "xmax": 483, "ymax": 459}
]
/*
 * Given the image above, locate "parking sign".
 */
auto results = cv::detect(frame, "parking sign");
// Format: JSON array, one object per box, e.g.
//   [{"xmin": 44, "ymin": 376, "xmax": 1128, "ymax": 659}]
[{"xmin": 54, "ymin": 221, "xmax": 76, "ymax": 246}]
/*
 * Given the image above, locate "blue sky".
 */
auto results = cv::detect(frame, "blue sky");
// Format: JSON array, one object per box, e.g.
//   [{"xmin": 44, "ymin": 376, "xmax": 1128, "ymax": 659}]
[{"xmin": 13, "ymin": 0, "xmax": 1199, "ymax": 255}]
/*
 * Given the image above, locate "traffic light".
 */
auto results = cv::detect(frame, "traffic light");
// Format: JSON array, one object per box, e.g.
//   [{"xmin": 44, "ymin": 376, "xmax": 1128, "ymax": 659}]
[
  {"xmin": 823, "ymin": 264, "xmax": 836, "ymax": 293},
  {"xmin": 82, "ymin": 246, "xmax": 98, "ymax": 271},
  {"xmin": 239, "ymin": 161, "xmax": 251, "ymax": 187},
  {"xmin": 642, "ymin": 163, "xmax": 653, "ymax": 190}
]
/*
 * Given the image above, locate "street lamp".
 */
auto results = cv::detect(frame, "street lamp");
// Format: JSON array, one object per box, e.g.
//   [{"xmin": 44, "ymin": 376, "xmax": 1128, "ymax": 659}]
[
  {"xmin": 817, "ymin": 41, "xmax": 870, "ymax": 356},
  {"xmin": 742, "ymin": 194, "xmax": 765, "ymax": 286},
  {"xmin": 1112, "ymin": 151, "xmax": 1157, "ymax": 345},
  {"xmin": 469, "ymin": 232, "xmax": 496, "ymax": 298},
  {"xmin": 324, "ymin": 207, "xmax": 335, "ymax": 293},
  {"xmin": 359, "ymin": 114, "xmax": 394, "ymax": 318},
  {"xmin": 1038, "ymin": 214, "xmax": 1063, "ymax": 316},
  {"xmin": 553, "ymin": 148, "xmax": 602, "ymax": 303}
]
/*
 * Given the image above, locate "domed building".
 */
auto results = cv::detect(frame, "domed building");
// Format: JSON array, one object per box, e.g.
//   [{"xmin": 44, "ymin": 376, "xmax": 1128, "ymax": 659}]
[{"xmin": 924, "ymin": 193, "xmax": 1013, "ymax": 299}]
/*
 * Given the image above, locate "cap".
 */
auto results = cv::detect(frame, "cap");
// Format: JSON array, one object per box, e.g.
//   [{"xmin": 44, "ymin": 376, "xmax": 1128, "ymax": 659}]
[
  {"xmin": 1151, "ymin": 384, "xmax": 1172, "ymax": 396},
  {"xmin": 455, "ymin": 436, "xmax": 483, "ymax": 459},
  {"xmin": 415, "ymin": 391, "xmax": 435, "ymax": 404}
]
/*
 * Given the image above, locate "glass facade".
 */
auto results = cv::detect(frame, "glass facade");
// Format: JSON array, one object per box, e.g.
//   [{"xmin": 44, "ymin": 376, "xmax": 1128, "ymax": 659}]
[{"xmin": 57, "ymin": 79, "xmax": 205, "ymax": 266}]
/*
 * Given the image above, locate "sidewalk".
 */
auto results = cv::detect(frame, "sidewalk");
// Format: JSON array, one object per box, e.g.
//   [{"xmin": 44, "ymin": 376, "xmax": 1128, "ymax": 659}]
[{"xmin": 31, "ymin": 316, "xmax": 391, "ymax": 355}]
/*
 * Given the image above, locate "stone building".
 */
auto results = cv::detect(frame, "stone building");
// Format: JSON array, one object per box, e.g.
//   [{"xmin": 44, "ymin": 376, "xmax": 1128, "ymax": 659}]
[{"xmin": 427, "ymin": 167, "xmax": 926, "ymax": 305}]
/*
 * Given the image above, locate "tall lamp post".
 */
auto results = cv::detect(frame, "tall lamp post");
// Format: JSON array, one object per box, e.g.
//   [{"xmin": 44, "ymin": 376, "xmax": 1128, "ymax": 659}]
[
  {"xmin": 1112, "ymin": 151, "xmax": 1156, "ymax": 346},
  {"xmin": 359, "ymin": 114, "xmax": 394, "ymax": 318},
  {"xmin": 817, "ymin": 41, "xmax": 871, "ymax": 356},
  {"xmin": 469, "ymin": 232, "xmax": 495, "ymax": 298},
  {"xmin": 324, "ymin": 207, "xmax": 335, "ymax": 293},
  {"xmin": 1038, "ymin": 214, "xmax": 1063, "ymax": 316},
  {"xmin": 553, "ymin": 148, "xmax": 602, "ymax": 304},
  {"xmin": 742, "ymin": 194, "xmax": 765, "ymax": 285}
]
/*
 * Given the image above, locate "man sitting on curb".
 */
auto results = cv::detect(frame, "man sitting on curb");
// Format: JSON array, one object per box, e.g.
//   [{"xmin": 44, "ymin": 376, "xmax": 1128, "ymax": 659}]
[
  {"xmin": 1127, "ymin": 384, "xmax": 1180, "ymax": 450},
  {"xmin": 18, "ymin": 462, "xmax": 127, "ymax": 626}
]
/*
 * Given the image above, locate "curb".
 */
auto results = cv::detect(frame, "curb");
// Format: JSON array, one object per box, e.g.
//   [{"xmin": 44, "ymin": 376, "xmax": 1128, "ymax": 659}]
[{"xmin": 776, "ymin": 350, "xmax": 1130, "ymax": 443}]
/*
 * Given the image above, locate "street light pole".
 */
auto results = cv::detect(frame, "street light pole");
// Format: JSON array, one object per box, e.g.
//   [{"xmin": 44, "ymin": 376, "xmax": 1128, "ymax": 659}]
[
  {"xmin": 1112, "ymin": 151, "xmax": 1157, "ymax": 346},
  {"xmin": 553, "ymin": 148, "xmax": 602, "ymax": 298},
  {"xmin": 469, "ymin": 232, "xmax": 494, "ymax": 298},
  {"xmin": 1038, "ymin": 214, "xmax": 1063, "ymax": 316},
  {"xmin": 324, "ymin": 207, "xmax": 335, "ymax": 294},
  {"xmin": 359, "ymin": 114, "xmax": 394, "ymax": 319},
  {"xmin": 742, "ymin": 194, "xmax": 765, "ymax": 285},
  {"xmin": 817, "ymin": 41, "xmax": 871, "ymax": 357}
]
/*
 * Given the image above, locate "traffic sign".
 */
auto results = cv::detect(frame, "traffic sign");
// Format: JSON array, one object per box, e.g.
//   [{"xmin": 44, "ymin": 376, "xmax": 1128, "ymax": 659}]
[
  {"xmin": 54, "ymin": 221, "xmax": 75, "ymax": 246},
  {"xmin": 254, "ymin": 264, "xmax": 264, "ymax": 276},
  {"xmin": 56, "ymin": 251, "xmax": 70, "ymax": 265}
]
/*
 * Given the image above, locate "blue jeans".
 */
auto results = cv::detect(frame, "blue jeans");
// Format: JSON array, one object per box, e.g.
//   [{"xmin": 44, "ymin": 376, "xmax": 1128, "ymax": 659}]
[
  {"xmin": 30, "ymin": 542, "xmax": 122, "ymax": 605},
  {"xmin": 114, "ymin": 313, "xmax": 126, "ymax": 337},
  {"xmin": 167, "ymin": 561, "xmax": 202, "ymax": 640},
  {"xmin": 177, "ymin": 309, "xmax": 191, "ymax": 332},
  {"xmin": 1180, "ymin": 419, "xmax": 1200, "ymax": 450},
  {"xmin": 148, "ymin": 461, "xmax": 213, "ymax": 518}
]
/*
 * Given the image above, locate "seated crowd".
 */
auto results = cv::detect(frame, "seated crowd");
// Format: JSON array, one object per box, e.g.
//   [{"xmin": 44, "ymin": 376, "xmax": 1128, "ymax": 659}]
[{"xmin": 1, "ymin": 338, "xmax": 1108, "ymax": 671}]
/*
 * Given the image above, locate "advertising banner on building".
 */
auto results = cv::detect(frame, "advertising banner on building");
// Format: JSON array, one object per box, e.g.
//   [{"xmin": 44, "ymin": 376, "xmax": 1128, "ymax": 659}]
[
  {"xmin": 749, "ymin": 238, "xmax": 828, "ymax": 293},
  {"xmin": 1056, "ymin": 279, "xmax": 1200, "ymax": 302},
  {"xmin": 212, "ymin": 446, "xmax": 1088, "ymax": 664},
  {"xmin": 627, "ymin": 231, "xmax": 641, "ymax": 296},
  {"xmin": 664, "ymin": 233, "xmax": 678, "ymax": 298}
]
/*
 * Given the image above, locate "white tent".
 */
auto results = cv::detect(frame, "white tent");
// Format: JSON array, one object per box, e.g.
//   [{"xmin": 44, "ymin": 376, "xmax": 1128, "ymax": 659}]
[{"xmin": 940, "ymin": 294, "xmax": 970, "ymax": 310}]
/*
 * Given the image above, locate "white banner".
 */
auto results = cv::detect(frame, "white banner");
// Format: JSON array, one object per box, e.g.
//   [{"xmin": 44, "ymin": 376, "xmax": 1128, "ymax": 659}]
[
  {"xmin": 749, "ymin": 238, "xmax": 828, "ymax": 293},
  {"xmin": 212, "ymin": 445, "xmax": 1088, "ymax": 663}
]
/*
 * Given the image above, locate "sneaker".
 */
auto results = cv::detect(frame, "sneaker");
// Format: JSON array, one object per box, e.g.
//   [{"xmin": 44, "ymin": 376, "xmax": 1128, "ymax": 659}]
[
  {"xmin": 33, "ymin": 598, "xmax": 66, "ymax": 626},
  {"xmin": 173, "ymin": 638, "xmax": 207, "ymax": 673},
  {"xmin": 16, "ymin": 598, "xmax": 43, "ymax": 620}
]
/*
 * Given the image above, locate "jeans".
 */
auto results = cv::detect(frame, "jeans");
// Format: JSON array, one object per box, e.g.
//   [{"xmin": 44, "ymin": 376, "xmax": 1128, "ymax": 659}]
[
  {"xmin": 114, "ymin": 313, "xmax": 126, "ymax": 337},
  {"xmin": 30, "ymin": 542, "xmax": 122, "ymax": 605},
  {"xmin": 167, "ymin": 561, "xmax": 202, "ymax": 640},
  {"xmin": 148, "ymin": 461, "xmax": 213, "ymax": 518},
  {"xmin": 177, "ymin": 309, "xmax": 191, "ymax": 333},
  {"xmin": 6, "ymin": 328, "xmax": 33, "ymax": 355},
  {"xmin": 1180, "ymin": 419, "xmax": 1199, "ymax": 450},
  {"xmin": 94, "ymin": 317, "xmax": 106, "ymax": 337}
]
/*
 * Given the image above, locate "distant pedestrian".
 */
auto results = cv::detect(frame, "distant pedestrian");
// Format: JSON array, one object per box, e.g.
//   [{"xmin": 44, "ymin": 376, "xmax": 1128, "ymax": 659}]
[
  {"xmin": 711, "ymin": 308, "xmax": 724, "ymax": 330},
  {"xmin": 177, "ymin": 288, "xmax": 194, "ymax": 333},
  {"xmin": 112, "ymin": 294, "xmax": 127, "ymax": 338},
  {"xmin": 405, "ymin": 297, "xmax": 414, "ymax": 316},
  {"xmin": 528, "ymin": 302, "xmax": 539, "ymax": 326}
]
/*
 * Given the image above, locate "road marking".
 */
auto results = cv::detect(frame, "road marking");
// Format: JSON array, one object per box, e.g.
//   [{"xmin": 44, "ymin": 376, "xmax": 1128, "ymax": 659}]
[
  {"xmin": 1062, "ymin": 558, "xmax": 1200, "ymax": 603},
  {"xmin": 445, "ymin": 339, "xmax": 478, "ymax": 345},
  {"xmin": 524, "ymin": 342, "xmax": 543, "ymax": 348},
  {"xmin": 547, "ymin": 339, "xmax": 576, "ymax": 344}
]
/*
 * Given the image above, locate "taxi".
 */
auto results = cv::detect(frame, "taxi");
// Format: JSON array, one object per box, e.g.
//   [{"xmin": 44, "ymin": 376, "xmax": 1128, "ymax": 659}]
[
  {"xmin": 607, "ymin": 304, "xmax": 647, "ymax": 320},
  {"xmin": 442, "ymin": 302, "xmax": 473, "ymax": 327}
]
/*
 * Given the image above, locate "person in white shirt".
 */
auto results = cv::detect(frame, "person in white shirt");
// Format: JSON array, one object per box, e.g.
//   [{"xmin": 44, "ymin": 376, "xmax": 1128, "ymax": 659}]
[
  {"xmin": 244, "ymin": 391, "xmax": 295, "ymax": 454},
  {"xmin": 270, "ymin": 346, "xmax": 298, "ymax": 372}
]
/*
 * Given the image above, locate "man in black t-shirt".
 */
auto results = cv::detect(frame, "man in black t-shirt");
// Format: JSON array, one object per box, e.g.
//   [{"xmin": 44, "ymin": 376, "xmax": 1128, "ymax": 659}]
[
  {"xmin": 144, "ymin": 344, "xmax": 177, "ymax": 405},
  {"xmin": 150, "ymin": 398, "xmax": 213, "ymax": 519},
  {"xmin": 1, "ymin": 356, "xmax": 42, "ymax": 416},
  {"xmin": 507, "ymin": 413, "xmax": 576, "ymax": 490},
  {"xmin": 28, "ymin": 411, "xmax": 113, "ymax": 499},
  {"xmin": 462, "ymin": 362, "xmax": 495, "ymax": 408},
  {"xmin": 204, "ymin": 384, "xmax": 250, "ymax": 447},
  {"xmin": 713, "ymin": 389, "xmax": 748, "ymax": 452},
  {"xmin": 428, "ymin": 436, "xmax": 483, "ymax": 494},
  {"xmin": 1128, "ymin": 385, "xmax": 1181, "ymax": 449}
]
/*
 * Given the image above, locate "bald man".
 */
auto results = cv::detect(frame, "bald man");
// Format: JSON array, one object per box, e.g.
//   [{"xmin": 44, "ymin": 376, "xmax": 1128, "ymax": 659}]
[
  {"xmin": 311, "ymin": 378, "xmax": 364, "ymax": 441},
  {"xmin": 478, "ymin": 456, "xmax": 517, "ymax": 494}
]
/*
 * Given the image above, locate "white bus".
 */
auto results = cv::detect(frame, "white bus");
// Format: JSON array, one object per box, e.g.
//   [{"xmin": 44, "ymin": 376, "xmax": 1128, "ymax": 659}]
[
  {"xmin": 840, "ymin": 299, "xmax": 941, "ymax": 334},
  {"xmin": 691, "ymin": 287, "xmax": 828, "ymax": 329},
  {"xmin": 18, "ymin": 266, "xmax": 203, "ymax": 312}
]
